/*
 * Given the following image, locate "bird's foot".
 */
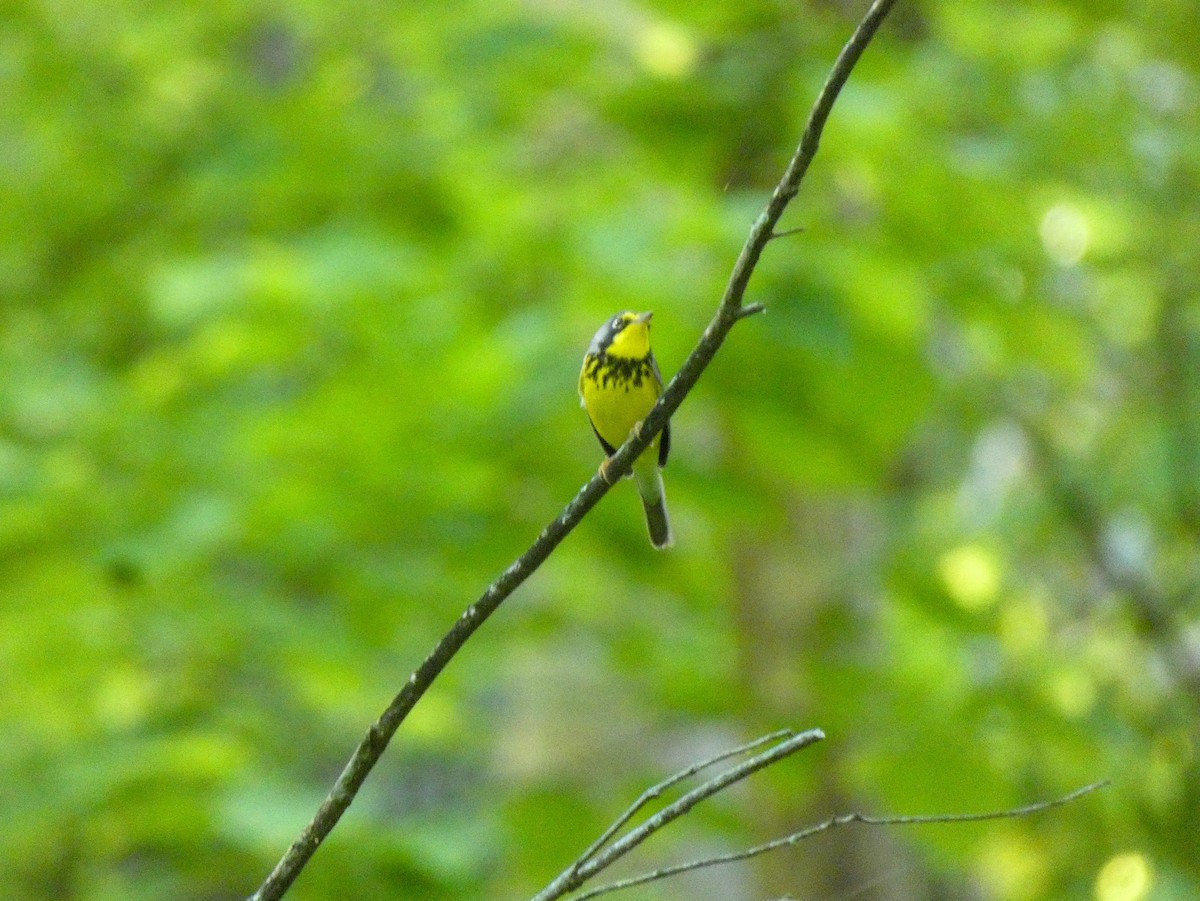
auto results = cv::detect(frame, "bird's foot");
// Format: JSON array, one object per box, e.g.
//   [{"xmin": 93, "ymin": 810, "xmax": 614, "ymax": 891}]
[{"xmin": 599, "ymin": 457, "xmax": 617, "ymax": 485}]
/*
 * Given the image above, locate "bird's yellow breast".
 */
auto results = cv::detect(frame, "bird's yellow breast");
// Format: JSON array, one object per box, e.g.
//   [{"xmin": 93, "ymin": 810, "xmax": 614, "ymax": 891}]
[{"xmin": 579, "ymin": 353, "xmax": 661, "ymax": 452}]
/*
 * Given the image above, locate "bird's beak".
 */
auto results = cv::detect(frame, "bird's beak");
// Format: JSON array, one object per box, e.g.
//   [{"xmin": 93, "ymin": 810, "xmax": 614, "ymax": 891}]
[{"xmin": 636, "ymin": 311, "xmax": 654, "ymax": 324}]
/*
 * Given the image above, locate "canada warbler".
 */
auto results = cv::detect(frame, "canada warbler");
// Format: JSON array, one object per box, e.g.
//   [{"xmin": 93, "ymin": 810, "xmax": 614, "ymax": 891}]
[{"xmin": 579, "ymin": 311, "xmax": 672, "ymax": 549}]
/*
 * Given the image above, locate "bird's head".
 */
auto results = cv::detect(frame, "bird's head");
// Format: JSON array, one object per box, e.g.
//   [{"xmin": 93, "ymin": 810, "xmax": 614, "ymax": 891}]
[{"xmin": 589, "ymin": 311, "xmax": 653, "ymax": 359}]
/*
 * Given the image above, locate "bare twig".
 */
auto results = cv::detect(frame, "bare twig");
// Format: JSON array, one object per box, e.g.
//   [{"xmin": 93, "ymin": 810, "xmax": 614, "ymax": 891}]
[
  {"xmin": 733, "ymin": 302, "xmax": 767, "ymax": 321},
  {"xmin": 572, "ymin": 780, "xmax": 1110, "ymax": 901},
  {"xmin": 768, "ymin": 226, "xmax": 807, "ymax": 241},
  {"xmin": 534, "ymin": 730, "xmax": 826, "ymax": 901},
  {"xmin": 570, "ymin": 728, "xmax": 795, "ymax": 874},
  {"xmin": 248, "ymin": 1, "xmax": 897, "ymax": 897}
]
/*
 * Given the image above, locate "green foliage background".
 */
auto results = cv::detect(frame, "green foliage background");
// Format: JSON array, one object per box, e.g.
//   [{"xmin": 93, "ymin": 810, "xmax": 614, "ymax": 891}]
[{"xmin": 2, "ymin": 0, "xmax": 1197, "ymax": 899}]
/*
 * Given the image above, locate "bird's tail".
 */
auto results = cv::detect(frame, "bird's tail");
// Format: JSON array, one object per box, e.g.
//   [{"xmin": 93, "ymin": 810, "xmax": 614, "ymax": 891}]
[{"xmin": 634, "ymin": 458, "xmax": 672, "ymax": 550}]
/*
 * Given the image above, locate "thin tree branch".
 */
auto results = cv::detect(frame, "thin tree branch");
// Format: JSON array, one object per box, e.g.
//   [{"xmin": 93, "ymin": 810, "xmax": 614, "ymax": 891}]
[
  {"xmin": 571, "ymin": 728, "xmax": 796, "ymax": 874},
  {"xmin": 733, "ymin": 302, "xmax": 767, "ymax": 321},
  {"xmin": 1154, "ymin": 275, "xmax": 1200, "ymax": 535},
  {"xmin": 248, "ymin": 1, "xmax": 896, "ymax": 897},
  {"xmin": 572, "ymin": 780, "xmax": 1110, "ymax": 901},
  {"xmin": 533, "ymin": 730, "xmax": 826, "ymax": 901},
  {"xmin": 768, "ymin": 226, "xmax": 807, "ymax": 241}
]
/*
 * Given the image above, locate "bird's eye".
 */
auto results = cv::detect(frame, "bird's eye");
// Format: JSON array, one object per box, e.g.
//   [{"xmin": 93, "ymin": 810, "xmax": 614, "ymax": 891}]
[{"xmin": 612, "ymin": 317, "xmax": 623, "ymax": 329}]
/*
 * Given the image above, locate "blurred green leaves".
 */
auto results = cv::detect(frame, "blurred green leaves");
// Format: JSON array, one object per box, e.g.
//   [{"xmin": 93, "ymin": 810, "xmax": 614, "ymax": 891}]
[{"xmin": 2, "ymin": 0, "xmax": 1198, "ymax": 899}]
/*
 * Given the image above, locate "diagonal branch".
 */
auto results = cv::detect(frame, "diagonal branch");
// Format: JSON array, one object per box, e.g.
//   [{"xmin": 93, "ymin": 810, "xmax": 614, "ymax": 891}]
[
  {"xmin": 572, "ymin": 780, "xmax": 1110, "ymax": 901},
  {"xmin": 1015, "ymin": 414, "xmax": 1200, "ymax": 702},
  {"xmin": 247, "ymin": 2, "xmax": 898, "ymax": 898}
]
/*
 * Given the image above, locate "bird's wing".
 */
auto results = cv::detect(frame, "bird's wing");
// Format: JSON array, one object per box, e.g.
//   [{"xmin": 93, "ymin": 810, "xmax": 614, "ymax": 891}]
[
  {"xmin": 649, "ymin": 351, "xmax": 665, "ymax": 391},
  {"xmin": 649, "ymin": 352, "xmax": 670, "ymax": 468},
  {"xmin": 589, "ymin": 417, "xmax": 618, "ymax": 456}
]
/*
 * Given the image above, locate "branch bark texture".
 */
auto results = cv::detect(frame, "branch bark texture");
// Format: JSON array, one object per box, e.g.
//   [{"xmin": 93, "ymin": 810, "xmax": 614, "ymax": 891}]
[{"xmin": 249, "ymin": 2, "xmax": 898, "ymax": 897}]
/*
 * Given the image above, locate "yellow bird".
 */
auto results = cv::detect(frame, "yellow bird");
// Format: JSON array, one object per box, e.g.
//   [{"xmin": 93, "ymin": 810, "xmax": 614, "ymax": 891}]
[{"xmin": 579, "ymin": 311, "xmax": 672, "ymax": 549}]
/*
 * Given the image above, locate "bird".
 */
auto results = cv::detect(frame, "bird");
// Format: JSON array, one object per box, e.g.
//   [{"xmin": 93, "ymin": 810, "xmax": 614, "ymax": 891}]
[{"xmin": 579, "ymin": 310, "xmax": 673, "ymax": 549}]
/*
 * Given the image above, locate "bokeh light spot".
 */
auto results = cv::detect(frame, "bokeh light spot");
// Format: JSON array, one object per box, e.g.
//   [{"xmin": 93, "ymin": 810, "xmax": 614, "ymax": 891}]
[
  {"xmin": 1040, "ymin": 203, "xmax": 1090, "ymax": 265},
  {"xmin": 1049, "ymin": 667, "xmax": 1096, "ymax": 718},
  {"xmin": 635, "ymin": 22, "xmax": 698, "ymax": 79},
  {"xmin": 1095, "ymin": 852, "xmax": 1152, "ymax": 901},
  {"xmin": 978, "ymin": 832, "xmax": 1048, "ymax": 900},
  {"xmin": 939, "ymin": 544, "xmax": 1001, "ymax": 611}
]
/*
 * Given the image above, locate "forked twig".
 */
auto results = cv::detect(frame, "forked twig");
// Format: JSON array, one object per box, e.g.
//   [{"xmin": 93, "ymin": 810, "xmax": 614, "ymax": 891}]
[
  {"xmin": 534, "ymin": 730, "xmax": 826, "ymax": 901},
  {"xmin": 570, "ymin": 728, "xmax": 795, "ymax": 874}
]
